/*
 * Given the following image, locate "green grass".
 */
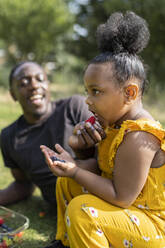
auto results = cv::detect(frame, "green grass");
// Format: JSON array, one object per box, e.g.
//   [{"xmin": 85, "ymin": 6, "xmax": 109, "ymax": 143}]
[{"xmin": 0, "ymin": 84, "xmax": 165, "ymax": 247}]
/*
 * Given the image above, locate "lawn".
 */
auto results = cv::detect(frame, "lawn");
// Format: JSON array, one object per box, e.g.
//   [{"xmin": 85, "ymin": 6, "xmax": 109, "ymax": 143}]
[{"xmin": 0, "ymin": 83, "xmax": 165, "ymax": 247}]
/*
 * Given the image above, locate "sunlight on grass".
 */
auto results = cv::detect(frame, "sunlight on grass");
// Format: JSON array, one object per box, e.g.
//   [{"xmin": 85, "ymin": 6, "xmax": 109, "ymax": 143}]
[{"xmin": 0, "ymin": 89, "xmax": 22, "ymax": 130}]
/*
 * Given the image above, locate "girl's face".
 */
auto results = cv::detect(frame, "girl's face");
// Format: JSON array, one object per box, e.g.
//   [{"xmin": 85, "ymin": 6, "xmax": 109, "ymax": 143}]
[{"xmin": 84, "ymin": 63, "xmax": 129, "ymax": 128}]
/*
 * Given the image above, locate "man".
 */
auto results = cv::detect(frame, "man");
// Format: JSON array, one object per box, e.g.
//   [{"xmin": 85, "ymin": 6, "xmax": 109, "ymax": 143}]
[{"xmin": 0, "ymin": 61, "xmax": 92, "ymax": 206}]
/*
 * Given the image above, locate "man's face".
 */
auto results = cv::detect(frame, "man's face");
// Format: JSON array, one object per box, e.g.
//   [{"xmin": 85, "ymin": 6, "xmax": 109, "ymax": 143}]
[{"xmin": 10, "ymin": 62, "xmax": 51, "ymax": 122}]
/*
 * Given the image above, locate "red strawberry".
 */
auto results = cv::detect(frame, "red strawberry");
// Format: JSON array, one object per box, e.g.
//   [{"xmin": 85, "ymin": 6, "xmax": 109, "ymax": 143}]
[
  {"xmin": 0, "ymin": 218, "xmax": 4, "ymax": 225},
  {"xmin": 85, "ymin": 116, "xmax": 96, "ymax": 125}
]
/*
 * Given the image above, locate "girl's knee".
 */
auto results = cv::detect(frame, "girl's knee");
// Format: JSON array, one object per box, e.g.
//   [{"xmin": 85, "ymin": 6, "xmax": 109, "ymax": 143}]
[
  {"xmin": 66, "ymin": 194, "xmax": 97, "ymax": 222},
  {"xmin": 67, "ymin": 195, "xmax": 84, "ymax": 215},
  {"xmin": 66, "ymin": 195, "xmax": 88, "ymax": 224}
]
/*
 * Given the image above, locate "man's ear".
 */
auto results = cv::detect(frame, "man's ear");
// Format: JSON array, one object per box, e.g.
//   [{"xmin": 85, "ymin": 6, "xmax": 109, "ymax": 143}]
[
  {"xmin": 10, "ymin": 88, "xmax": 17, "ymax": 101},
  {"xmin": 124, "ymin": 84, "xmax": 139, "ymax": 103}
]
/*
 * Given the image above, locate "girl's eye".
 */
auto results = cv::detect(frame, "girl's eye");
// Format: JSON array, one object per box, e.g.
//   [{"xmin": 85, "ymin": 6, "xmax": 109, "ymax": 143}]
[
  {"xmin": 92, "ymin": 89, "xmax": 100, "ymax": 95},
  {"xmin": 84, "ymin": 88, "xmax": 100, "ymax": 96}
]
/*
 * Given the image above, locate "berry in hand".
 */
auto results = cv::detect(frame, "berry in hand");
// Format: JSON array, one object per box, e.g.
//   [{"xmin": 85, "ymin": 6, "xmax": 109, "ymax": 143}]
[
  {"xmin": 50, "ymin": 156, "xmax": 66, "ymax": 163},
  {"xmin": 85, "ymin": 116, "xmax": 96, "ymax": 125}
]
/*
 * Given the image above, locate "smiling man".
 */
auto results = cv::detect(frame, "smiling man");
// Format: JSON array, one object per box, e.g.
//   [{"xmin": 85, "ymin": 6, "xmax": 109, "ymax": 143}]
[{"xmin": 0, "ymin": 61, "xmax": 92, "ymax": 207}]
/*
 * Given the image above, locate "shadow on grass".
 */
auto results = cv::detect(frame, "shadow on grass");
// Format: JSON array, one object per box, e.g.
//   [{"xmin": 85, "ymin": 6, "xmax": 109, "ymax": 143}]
[{"xmin": 6, "ymin": 195, "xmax": 57, "ymax": 248}]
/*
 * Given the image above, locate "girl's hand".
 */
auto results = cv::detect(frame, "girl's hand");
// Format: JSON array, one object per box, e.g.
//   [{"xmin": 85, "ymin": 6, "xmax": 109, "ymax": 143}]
[
  {"xmin": 68, "ymin": 120, "xmax": 106, "ymax": 150},
  {"xmin": 40, "ymin": 144, "xmax": 78, "ymax": 178}
]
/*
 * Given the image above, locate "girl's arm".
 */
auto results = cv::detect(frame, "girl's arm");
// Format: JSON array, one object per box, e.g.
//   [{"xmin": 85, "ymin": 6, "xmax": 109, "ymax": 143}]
[
  {"xmin": 73, "ymin": 131, "xmax": 159, "ymax": 208},
  {"xmin": 75, "ymin": 157, "xmax": 101, "ymax": 175},
  {"xmin": 41, "ymin": 131, "xmax": 159, "ymax": 208}
]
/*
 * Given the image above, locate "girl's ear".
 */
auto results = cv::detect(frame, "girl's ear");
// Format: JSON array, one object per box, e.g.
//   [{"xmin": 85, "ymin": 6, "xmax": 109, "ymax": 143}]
[{"xmin": 124, "ymin": 84, "xmax": 139, "ymax": 103}]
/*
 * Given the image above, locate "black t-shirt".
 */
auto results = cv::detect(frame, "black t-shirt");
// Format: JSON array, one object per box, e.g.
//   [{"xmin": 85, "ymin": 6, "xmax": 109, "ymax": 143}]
[{"xmin": 0, "ymin": 95, "xmax": 91, "ymax": 203}]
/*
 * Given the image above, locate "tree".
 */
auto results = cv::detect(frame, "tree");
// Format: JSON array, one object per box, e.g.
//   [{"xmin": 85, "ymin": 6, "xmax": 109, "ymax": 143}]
[
  {"xmin": 0, "ymin": 0, "xmax": 74, "ymax": 64},
  {"xmin": 68, "ymin": 0, "xmax": 165, "ymax": 87}
]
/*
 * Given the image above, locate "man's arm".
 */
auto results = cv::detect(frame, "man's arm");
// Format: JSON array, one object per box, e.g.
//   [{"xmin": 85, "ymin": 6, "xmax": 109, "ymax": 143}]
[{"xmin": 0, "ymin": 168, "xmax": 35, "ymax": 205}]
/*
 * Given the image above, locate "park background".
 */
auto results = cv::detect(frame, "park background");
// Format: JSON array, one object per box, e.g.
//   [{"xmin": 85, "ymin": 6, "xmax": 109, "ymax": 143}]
[{"xmin": 0, "ymin": 0, "xmax": 165, "ymax": 247}]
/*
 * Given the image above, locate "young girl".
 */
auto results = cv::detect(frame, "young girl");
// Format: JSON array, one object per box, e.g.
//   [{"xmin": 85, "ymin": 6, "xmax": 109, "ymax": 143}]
[{"xmin": 41, "ymin": 11, "xmax": 165, "ymax": 248}]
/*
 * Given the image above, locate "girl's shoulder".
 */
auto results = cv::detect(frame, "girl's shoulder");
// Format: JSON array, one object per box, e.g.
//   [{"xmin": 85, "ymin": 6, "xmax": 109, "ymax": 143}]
[{"xmin": 121, "ymin": 118, "xmax": 165, "ymax": 151}]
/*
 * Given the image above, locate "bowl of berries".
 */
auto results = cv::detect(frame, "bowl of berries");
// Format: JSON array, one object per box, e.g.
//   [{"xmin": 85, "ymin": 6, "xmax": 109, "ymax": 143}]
[{"xmin": 0, "ymin": 206, "xmax": 29, "ymax": 247}]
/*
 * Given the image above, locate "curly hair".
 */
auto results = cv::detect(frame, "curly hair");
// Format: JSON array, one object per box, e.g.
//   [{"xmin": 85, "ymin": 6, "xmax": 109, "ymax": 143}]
[{"xmin": 90, "ymin": 11, "xmax": 150, "ymax": 94}]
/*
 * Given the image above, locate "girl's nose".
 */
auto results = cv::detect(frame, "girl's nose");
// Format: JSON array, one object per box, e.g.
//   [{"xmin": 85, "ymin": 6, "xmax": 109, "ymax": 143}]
[{"xmin": 85, "ymin": 96, "xmax": 93, "ymax": 106}]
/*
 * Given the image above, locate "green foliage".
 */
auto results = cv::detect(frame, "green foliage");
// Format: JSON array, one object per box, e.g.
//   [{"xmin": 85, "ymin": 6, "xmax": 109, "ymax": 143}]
[
  {"xmin": 0, "ymin": 0, "xmax": 74, "ymax": 63},
  {"xmin": 68, "ymin": 0, "xmax": 165, "ymax": 88},
  {"xmin": 0, "ymin": 65, "xmax": 11, "ymax": 88},
  {"xmin": 0, "ymin": 0, "xmax": 165, "ymax": 89}
]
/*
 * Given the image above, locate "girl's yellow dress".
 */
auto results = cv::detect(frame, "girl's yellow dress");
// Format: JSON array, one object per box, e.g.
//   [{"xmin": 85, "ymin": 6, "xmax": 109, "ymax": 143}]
[{"xmin": 56, "ymin": 119, "xmax": 165, "ymax": 248}]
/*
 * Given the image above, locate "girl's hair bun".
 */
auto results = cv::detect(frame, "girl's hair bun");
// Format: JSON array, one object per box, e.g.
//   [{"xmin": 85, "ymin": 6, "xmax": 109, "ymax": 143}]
[{"xmin": 96, "ymin": 11, "xmax": 150, "ymax": 54}]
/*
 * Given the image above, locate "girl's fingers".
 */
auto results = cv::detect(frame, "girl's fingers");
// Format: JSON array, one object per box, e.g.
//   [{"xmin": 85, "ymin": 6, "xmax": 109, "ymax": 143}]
[
  {"xmin": 77, "ymin": 122, "xmax": 103, "ymax": 146},
  {"xmin": 40, "ymin": 145, "xmax": 60, "ymax": 159},
  {"xmin": 40, "ymin": 145, "xmax": 51, "ymax": 151},
  {"xmin": 84, "ymin": 122, "xmax": 102, "ymax": 142},
  {"xmin": 76, "ymin": 130, "xmax": 86, "ymax": 146},
  {"xmin": 93, "ymin": 123, "xmax": 106, "ymax": 139},
  {"xmin": 68, "ymin": 133, "xmax": 86, "ymax": 150},
  {"xmin": 40, "ymin": 146, "xmax": 56, "ymax": 166},
  {"xmin": 79, "ymin": 128, "xmax": 97, "ymax": 146},
  {"xmin": 55, "ymin": 144, "xmax": 66, "ymax": 154},
  {"xmin": 40, "ymin": 145, "xmax": 54, "ymax": 155},
  {"xmin": 40, "ymin": 145, "xmax": 66, "ymax": 176},
  {"xmin": 52, "ymin": 161, "xmax": 66, "ymax": 170},
  {"xmin": 73, "ymin": 122, "xmax": 84, "ymax": 135},
  {"xmin": 49, "ymin": 161, "xmax": 67, "ymax": 177},
  {"xmin": 42, "ymin": 150, "xmax": 53, "ymax": 168}
]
